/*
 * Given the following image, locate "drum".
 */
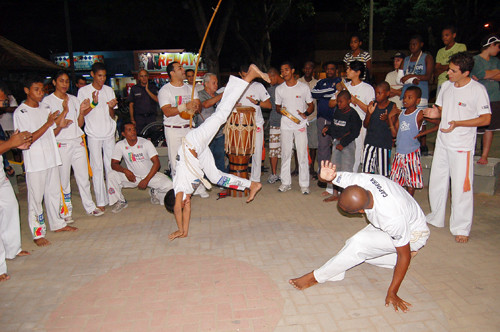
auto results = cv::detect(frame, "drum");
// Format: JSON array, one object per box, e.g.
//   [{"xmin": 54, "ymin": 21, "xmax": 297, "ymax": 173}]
[{"xmin": 224, "ymin": 107, "xmax": 256, "ymax": 197}]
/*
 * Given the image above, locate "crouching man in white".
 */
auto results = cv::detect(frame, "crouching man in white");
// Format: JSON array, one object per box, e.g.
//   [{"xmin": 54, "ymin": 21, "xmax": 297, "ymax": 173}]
[
  {"xmin": 108, "ymin": 122, "xmax": 173, "ymax": 213},
  {"xmin": 290, "ymin": 160, "xmax": 430, "ymax": 313}
]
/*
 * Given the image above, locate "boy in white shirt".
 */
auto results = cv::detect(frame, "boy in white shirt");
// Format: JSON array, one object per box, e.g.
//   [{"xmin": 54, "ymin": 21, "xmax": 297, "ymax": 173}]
[
  {"xmin": 237, "ymin": 64, "xmax": 272, "ymax": 183},
  {"xmin": 77, "ymin": 62, "xmax": 118, "ymax": 211},
  {"xmin": 424, "ymin": 52, "xmax": 491, "ymax": 243},
  {"xmin": 276, "ymin": 61, "xmax": 314, "ymax": 194},
  {"xmin": 14, "ymin": 76, "xmax": 78, "ymax": 247},
  {"xmin": 329, "ymin": 60, "xmax": 375, "ymax": 172},
  {"xmin": 107, "ymin": 122, "xmax": 173, "ymax": 213}
]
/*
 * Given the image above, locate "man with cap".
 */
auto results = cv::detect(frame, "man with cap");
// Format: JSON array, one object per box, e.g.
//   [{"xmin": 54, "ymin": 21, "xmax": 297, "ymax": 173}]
[
  {"xmin": 289, "ymin": 160, "xmax": 430, "ymax": 313},
  {"xmin": 385, "ymin": 52, "xmax": 405, "ymax": 109}
]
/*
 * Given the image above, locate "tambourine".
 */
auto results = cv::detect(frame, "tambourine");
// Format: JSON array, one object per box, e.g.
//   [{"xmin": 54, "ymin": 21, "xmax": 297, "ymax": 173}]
[{"xmin": 281, "ymin": 107, "xmax": 301, "ymax": 124}]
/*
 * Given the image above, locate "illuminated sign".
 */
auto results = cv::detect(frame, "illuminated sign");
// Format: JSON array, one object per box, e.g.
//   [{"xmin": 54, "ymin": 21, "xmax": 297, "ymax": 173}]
[
  {"xmin": 135, "ymin": 51, "xmax": 207, "ymax": 73},
  {"xmin": 54, "ymin": 55, "xmax": 104, "ymax": 71}
]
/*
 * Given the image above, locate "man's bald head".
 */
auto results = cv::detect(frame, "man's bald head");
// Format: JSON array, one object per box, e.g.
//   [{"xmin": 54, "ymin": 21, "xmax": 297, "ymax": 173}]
[{"xmin": 338, "ymin": 185, "xmax": 371, "ymax": 214}]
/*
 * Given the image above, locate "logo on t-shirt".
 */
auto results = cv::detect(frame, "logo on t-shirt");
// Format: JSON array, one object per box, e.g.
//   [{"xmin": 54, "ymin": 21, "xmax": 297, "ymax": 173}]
[
  {"xmin": 128, "ymin": 152, "xmax": 145, "ymax": 162},
  {"xmin": 458, "ymin": 102, "xmax": 467, "ymax": 107},
  {"xmin": 369, "ymin": 178, "xmax": 388, "ymax": 197},
  {"xmin": 399, "ymin": 120, "xmax": 410, "ymax": 132}
]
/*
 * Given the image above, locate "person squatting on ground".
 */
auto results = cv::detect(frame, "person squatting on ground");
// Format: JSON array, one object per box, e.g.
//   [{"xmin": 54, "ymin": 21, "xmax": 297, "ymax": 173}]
[
  {"xmin": 290, "ymin": 160, "xmax": 430, "ymax": 313},
  {"xmin": 43, "ymin": 71, "xmax": 103, "ymax": 222},
  {"xmin": 77, "ymin": 62, "xmax": 118, "ymax": 211},
  {"xmin": 275, "ymin": 61, "xmax": 314, "ymax": 194},
  {"xmin": 164, "ymin": 65, "xmax": 268, "ymax": 241},
  {"xmin": 424, "ymin": 52, "xmax": 491, "ymax": 243},
  {"xmin": 362, "ymin": 82, "xmax": 395, "ymax": 177},
  {"xmin": 388, "ymin": 87, "xmax": 425, "ymax": 197},
  {"xmin": 14, "ymin": 75, "xmax": 78, "ymax": 247},
  {"xmin": 322, "ymin": 90, "xmax": 361, "ymax": 202},
  {"xmin": 0, "ymin": 131, "xmax": 32, "ymax": 281},
  {"xmin": 266, "ymin": 67, "xmax": 284, "ymax": 184},
  {"xmin": 107, "ymin": 122, "xmax": 173, "ymax": 213}
]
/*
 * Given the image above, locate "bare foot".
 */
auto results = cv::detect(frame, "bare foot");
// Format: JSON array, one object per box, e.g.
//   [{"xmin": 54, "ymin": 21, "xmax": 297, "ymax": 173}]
[
  {"xmin": 97, "ymin": 206, "xmax": 105, "ymax": 212},
  {"xmin": 323, "ymin": 194, "xmax": 339, "ymax": 202},
  {"xmin": 55, "ymin": 225, "xmax": 78, "ymax": 233},
  {"xmin": 17, "ymin": 250, "xmax": 30, "ymax": 257},
  {"xmin": 477, "ymin": 157, "xmax": 488, "ymax": 165},
  {"xmin": 169, "ymin": 230, "xmax": 184, "ymax": 241},
  {"xmin": 0, "ymin": 273, "xmax": 10, "ymax": 282},
  {"xmin": 320, "ymin": 191, "xmax": 330, "ymax": 197},
  {"xmin": 455, "ymin": 235, "xmax": 469, "ymax": 243},
  {"xmin": 410, "ymin": 251, "xmax": 418, "ymax": 259},
  {"xmin": 245, "ymin": 64, "xmax": 271, "ymax": 83},
  {"xmin": 289, "ymin": 271, "xmax": 318, "ymax": 290},
  {"xmin": 34, "ymin": 238, "xmax": 51, "ymax": 247},
  {"xmin": 246, "ymin": 181, "xmax": 262, "ymax": 203}
]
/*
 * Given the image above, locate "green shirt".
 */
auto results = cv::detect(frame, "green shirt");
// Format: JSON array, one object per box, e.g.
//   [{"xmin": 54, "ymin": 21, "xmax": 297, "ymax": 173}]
[
  {"xmin": 436, "ymin": 42, "xmax": 467, "ymax": 87},
  {"xmin": 471, "ymin": 55, "xmax": 500, "ymax": 102}
]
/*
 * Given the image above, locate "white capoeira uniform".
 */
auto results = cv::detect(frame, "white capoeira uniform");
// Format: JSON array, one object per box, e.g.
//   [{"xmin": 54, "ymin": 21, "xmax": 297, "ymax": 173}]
[
  {"xmin": 343, "ymin": 81, "xmax": 375, "ymax": 172},
  {"xmin": 426, "ymin": 80, "xmax": 491, "ymax": 236},
  {"xmin": 0, "ymin": 157, "xmax": 22, "ymax": 275},
  {"xmin": 313, "ymin": 172, "xmax": 429, "ymax": 283},
  {"xmin": 43, "ymin": 93, "xmax": 97, "ymax": 216},
  {"xmin": 275, "ymin": 81, "xmax": 313, "ymax": 189},
  {"xmin": 158, "ymin": 83, "xmax": 207, "ymax": 197},
  {"xmin": 14, "ymin": 103, "xmax": 67, "ymax": 239},
  {"xmin": 174, "ymin": 76, "xmax": 252, "ymax": 198},
  {"xmin": 236, "ymin": 81, "xmax": 270, "ymax": 183},
  {"xmin": 77, "ymin": 84, "xmax": 117, "ymax": 207},
  {"xmin": 107, "ymin": 137, "xmax": 173, "ymax": 205}
]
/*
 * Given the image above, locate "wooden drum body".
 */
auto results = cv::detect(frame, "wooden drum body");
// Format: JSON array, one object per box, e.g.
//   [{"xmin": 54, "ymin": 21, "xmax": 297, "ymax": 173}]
[{"xmin": 224, "ymin": 107, "xmax": 256, "ymax": 197}]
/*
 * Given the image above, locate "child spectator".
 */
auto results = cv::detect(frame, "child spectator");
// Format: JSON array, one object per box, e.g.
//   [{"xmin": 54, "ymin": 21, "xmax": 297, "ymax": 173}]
[
  {"xmin": 321, "ymin": 90, "xmax": 361, "ymax": 202},
  {"xmin": 435, "ymin": 26, "xmax": 467, "ymax": 95},
  {"xmin": 385, "ymin": 52, "xmax": 405, "ymax": 109},
  {"xmin": 363, "ymin": 82, "xmax": 395, "ymax": 177},
  {"xmin": 388, "ymin": 86, "xmax": 424, "ymax": 196},
  {"xmin": 13, "ymin": 75, "xmax": 78, "ymax": 247},
  {"xmin": 343, "ymin": 33, "xmax": 372, "ymax": 82}
]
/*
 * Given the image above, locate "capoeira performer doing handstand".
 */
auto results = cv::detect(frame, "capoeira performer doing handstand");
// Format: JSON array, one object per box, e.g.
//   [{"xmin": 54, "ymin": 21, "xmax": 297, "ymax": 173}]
[
  {"xmin": 290, "ymin": 160, "xmax": 430, "ymax": 312},
  {"xmin": 0, "ymin": 131, "xmax": 32, "ymax": 282},
  {"xmin": 164, "ymin": 65, "xmax": 268, "ymax": 240}
]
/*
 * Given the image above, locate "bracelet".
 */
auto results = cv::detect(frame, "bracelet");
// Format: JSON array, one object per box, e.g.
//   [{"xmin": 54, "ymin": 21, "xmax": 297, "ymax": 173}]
[
  {"xmin": 90, "ymin": 101, "xmax": 98, "ymax": 109},
  {"xmin": 255, "ymin": 100, "xmax": 260, "ymax": 106}
]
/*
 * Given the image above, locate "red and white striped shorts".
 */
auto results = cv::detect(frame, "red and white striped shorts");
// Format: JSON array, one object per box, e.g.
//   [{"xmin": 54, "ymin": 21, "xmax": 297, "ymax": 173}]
[{"xmin": 390, "ymin": 149, "xmax": 423, "ymax": 189}]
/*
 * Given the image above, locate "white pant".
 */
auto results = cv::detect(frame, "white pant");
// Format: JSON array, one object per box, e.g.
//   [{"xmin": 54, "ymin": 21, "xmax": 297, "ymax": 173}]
[
  {"xmin": 107, "ymin": 170, "xmax": 173, "ymax": 206},
  {"xmin": 314, "ymin": 224, "xmax": 428, "ymax": 283},
  {"xmin": 250, "ymin": 126, "xmax": 264, "ymax": 182},
  {"xmin": 87, "ymin": 136, "xmax": 115, "ymax": 206},
  {"xmin": 26, "ymin": 167, "xmax": 67, "ymax": 239},
  {"xmin": 353, "ymin": 126, "xmax": 366, "ymax": 172},
  {"xmin": 0, "ymin": 177, "xmax": 22, "ymax": 274},
  {"xmin": 180, "ymin": 76, "xmax": 252, "ymax": 191},
  {"xmin": 58, "ymin": 137, "xmax": 96, "ymax": 215},
  {"xmin": 165, "ymin": 126, "xmax": 190, "ymax": 173},
  {"xmin": 280, "ymin": 128, "xmax": 309, "ymax": 188},
  {"xmin": 426, "ymin": 145, "xmax": 474, "ymax": 236}
]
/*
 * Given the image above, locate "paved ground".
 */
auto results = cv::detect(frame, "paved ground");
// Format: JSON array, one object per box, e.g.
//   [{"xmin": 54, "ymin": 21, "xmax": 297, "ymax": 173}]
[{"xmin": 1, "ymin": 131, "xmax": 499, "ymax": 331}]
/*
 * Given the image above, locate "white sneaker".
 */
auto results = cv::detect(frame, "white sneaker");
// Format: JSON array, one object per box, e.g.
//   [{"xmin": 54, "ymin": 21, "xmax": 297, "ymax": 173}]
[
  {"xmin": 150, "ymin": 188, "xmax": 160, "ymax": 205},
  {"xmin": 278, "ymin": 184, "xmax": 292, "ymax": 192},
  {"xmin": 112, "ymin": 201, "xmax": 128, "ymax": 213},
  {"xmin": 301, "ymin": 187, "xmax": 310, "ymax": 195},
  {"xmin": 267, "ymin": 174, "xmax": 279, "ymax": 184},
  {"xmin": 64, "ymin": 216, "xmax": 74, "ymax": 224},
  {"xmin": 88, "ymin": 208, "xmax": 104, "ymax": 217}
]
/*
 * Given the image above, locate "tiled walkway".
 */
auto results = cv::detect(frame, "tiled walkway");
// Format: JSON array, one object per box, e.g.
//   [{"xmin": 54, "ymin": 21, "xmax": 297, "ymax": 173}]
[{"xmin": 1, "ymin": 172, "xmax": 499, "ymax": 331}]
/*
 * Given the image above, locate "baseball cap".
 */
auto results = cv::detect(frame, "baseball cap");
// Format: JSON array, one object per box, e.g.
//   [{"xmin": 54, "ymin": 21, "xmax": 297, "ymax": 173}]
[
  {"xmin": 392, "ymin": 52, "xmax": 406, "ymax": 59},
  {"xmin": 482, "ymin": 35, "xmax": 500, "ymax": 47}
]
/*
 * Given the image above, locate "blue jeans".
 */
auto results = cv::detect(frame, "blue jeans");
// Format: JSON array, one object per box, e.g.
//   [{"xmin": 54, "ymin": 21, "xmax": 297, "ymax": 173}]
[{"xmin": 209, "ymin": 135, "xmax": 226, "ymax": 172}]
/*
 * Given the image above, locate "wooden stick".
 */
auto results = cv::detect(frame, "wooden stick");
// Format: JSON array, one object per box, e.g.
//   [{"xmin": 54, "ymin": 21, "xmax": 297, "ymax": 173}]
[{"xmin": 190, "ymin": 0, "xmax": 223, "ymax": 128}]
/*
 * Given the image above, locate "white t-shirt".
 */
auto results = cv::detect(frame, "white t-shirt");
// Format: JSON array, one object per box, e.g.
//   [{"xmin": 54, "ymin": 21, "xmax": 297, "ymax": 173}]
[
  {"xmin": 43, "ymin": 93, "xmax": 84, "ymax": 140},
  {"xmin": 275, "ymin": 81, "xmax": 313, "ymax": 130},
  {"xmin": 111, "ymin": 137, "xmax": 158, "ymax": 178},
  {"xmin": 77, "ymin": 84, "xmax": 117, "ymax": 139},
  {"xmin": 345, "ymin": 81, "xmax": 375, "ymax": 121},
  {"xmin": 436, "ymin": 80, "xmax": 491, "ymax": 151},
  {"xmin": 236, "ymin": 82, "xmax": 270, "ymax": 127},
  {"xmin": 333, "ymin": 172, "xmax": 429, "ymax": 248},
  {"xmin": 0, "ymin": 95, "xmax": 18, "ymax": 131},
  {"xmin": 158, "ymin": 83, "xmax": 199, "ymax": 127},
  {"xmin": 298, "ymin": 76, "xmax": 318, "ymax": 121},
  {"xmin": 13, "ymin": 103, "xmax": 61, "ymax": 172},
  {"xmin": 385, "ymin": 70, "xmax": 403, "ymax": 109}
]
